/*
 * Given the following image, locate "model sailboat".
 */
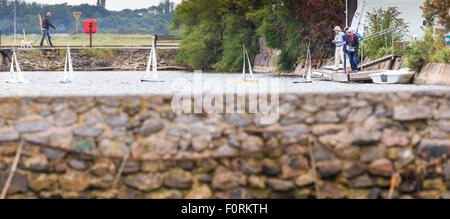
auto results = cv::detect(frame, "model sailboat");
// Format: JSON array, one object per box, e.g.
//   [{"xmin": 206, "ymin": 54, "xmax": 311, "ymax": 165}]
[
  {"xmin": 7, "ymin": 50, "xmax": 28, "ymax": 84},
  {"xmin": 61, "ymin": 45, "xmax": 74, "ymax": 83},
  {"xmin": 6, "ymin": 2, "xmax": 28, "ymax": 84},
  {"xmin": 233, "ymin": 43, "xmax": 258, "ymax": 84},
  {"xmin": 141, "ymin": 36, "xmax": 164, "ymax": 82},
  {"xmin": 293, "ymin": 41, "xmax": 313, "ymax": 84}
]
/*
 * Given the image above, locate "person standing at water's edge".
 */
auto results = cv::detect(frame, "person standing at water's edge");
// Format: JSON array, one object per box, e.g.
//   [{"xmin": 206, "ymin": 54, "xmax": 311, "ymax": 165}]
[
  {"xmin": 345, "ymin": 28, "xmax": 359, "ymax": 73},
  {"xmin": 342, "ymin": 27, "xmax": 350, "ymax": 74},
  {"xmin": 332, "ymin": 26, "xmax": 345, "ymax": 72},
  {"xmin": 40, "ymin": 12, "xmax": 56, "ymax": 48}
]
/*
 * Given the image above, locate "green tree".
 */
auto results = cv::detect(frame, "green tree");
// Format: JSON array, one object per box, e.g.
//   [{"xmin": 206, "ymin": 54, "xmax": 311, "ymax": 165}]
[
  {"xmin": 96, "ymin": 0, "xmax": 106, "ymax": 8},
  {"xmin": 421, "ymin": 0, "xmax": 449, "ymax": 31},
  {"xmin": 0, "ymin": 0, "xmax": 175, "ymax": 35},
  {"xmin": 260, "ymin": 0, "xmax": 345, "ymax": 71},
  {"xmin": 172, "ymin": 0, "xmax": 267, "ymax": 71}
]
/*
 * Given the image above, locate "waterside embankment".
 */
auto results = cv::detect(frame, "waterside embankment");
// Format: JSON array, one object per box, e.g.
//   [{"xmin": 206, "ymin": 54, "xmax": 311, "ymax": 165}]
[{"xmin": 0, "ymin": 48, "xmax": 189, "ymax": 71}]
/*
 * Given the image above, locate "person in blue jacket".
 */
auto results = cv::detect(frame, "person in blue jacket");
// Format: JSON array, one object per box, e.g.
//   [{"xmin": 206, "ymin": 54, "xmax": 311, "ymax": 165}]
[
  {"xmin": 342, "ymin": 27, "xmax": 350, "ymax": 73},
  {"xmin": 345, "ymin": 28, "xmax": 360, "ymax": 73},
  {"xmin": 343, "ymin": 28, "xmax": 364, "ymax": 73}
]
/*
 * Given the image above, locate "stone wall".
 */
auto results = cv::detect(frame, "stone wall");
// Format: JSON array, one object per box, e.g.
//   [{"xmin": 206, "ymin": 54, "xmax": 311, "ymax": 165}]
[
  {"xmin": 254, "ymin": 38, "xmax": 280, "ymax": 74},
  {"xmin": 0, "ymin": 91, "xmax": 450, "ymax": 199},
  {"xmin": 0, "ymin": 49, "xmax": 187, "ymax": 72},
  {"xmin": 415, "ymin": 63, "xmax": 450, "ymax": 86}
]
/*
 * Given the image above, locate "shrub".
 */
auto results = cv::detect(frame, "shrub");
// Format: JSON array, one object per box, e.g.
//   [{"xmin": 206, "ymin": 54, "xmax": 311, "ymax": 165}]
[
  {"xmin": 26, "ymin": 50, "xmax": 43, "ymax": 59},
  {"xmin": 430, "ymin": 47, "xmax": 450, "ymax": 63},
  {"xmin": 80, "ymin": 48, "xmax": 120, "ymax": 60},
  {"xmin": 405, "ymin": 42, "xmax": 428, "ymax": 73},
  {"xmin": 363, "ymin": 7, "xmax": 408, "ymax": 59},
  {"xmin": 405, "ymin": 28, "xmax": 448, "ymax": 73}
]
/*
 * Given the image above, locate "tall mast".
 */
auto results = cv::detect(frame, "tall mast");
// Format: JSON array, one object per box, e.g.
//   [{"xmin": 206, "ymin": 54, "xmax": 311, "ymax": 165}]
[
  {"xmin": 13, "ymin": 0, "xmax": 16, "ymax": 48},
  {"xmin": 346, "ymin": 0, "xmax": 348, "ymax": 27}
]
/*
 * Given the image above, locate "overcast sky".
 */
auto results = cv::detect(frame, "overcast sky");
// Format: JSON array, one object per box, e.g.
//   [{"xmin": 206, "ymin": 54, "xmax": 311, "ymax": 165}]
[{"xmin": 22, "ymin": 0, "xmax": 182, "ymax": 11}]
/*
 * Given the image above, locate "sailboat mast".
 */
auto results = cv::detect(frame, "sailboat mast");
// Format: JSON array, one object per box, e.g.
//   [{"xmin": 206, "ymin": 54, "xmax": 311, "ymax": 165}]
[
  {"xmin": 242, "ymin": 43, "xmax": 246, "ymax": 81},
  {"xmin": 13, "ymin": 0, "xmax": 16, "ymax": 48},
  {"xmin": 307, "ymin": 41, "xmax": 312, "ymax": 81},
  {"xmin": 245, "ymin": 48, "xmax": 253, "ymax": 78},
  {"xmin": 152, "ymin": 36, "xmax": 158, "ymax": 79}
]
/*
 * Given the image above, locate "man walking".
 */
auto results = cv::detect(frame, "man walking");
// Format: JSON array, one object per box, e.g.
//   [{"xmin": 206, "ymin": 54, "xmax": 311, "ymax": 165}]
[
  {"xmin": 332, "ymin": 26, "xmax": 345, "ymax": 71},
  {"xmin": 40, "ymin": 12, "xmax": 56, "ymax": 48}
]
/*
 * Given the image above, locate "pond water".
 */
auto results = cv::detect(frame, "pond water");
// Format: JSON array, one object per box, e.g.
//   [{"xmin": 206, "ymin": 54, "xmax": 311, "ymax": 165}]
[{"xmin": 0, "ymin": 71, "xmax": 449, "ymax": 97}]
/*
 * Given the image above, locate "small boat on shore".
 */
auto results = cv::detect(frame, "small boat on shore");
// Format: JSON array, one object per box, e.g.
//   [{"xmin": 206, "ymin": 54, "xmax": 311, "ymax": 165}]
[{"xmin": 370, "ymin": 68, "xmax": 414, "ymax": 84}]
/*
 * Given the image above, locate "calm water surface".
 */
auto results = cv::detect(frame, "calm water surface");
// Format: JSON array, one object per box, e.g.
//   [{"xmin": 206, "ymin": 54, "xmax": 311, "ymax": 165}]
[{"xmin": 0, "ymin": 71, "xmax": 448, "ymax": 97}]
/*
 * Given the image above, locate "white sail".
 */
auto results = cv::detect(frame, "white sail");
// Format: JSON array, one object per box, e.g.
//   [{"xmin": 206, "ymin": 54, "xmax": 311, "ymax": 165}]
[
  {"xmin": 350, "ymin": 0, "xmax": 367, "ymax": 33},
  {"xmin": 61, "ymin": 45, "xmax": 74, "ymax": 83},
  {"xmin": 306, "ymin": 42, "xmax": 312, "ymax": 81},
  {"xmin": 242, "ymin": 44, "xmax": 246, "ymax": 81},
  {"xmin": 62, "ymin": 50, "xmax": 68, "ymax": 82},
  {"xmin": 14, "ymin": 52, "xmax": 21, "ymax": 73},
  {"xmin": 145, "ymin": 49, "xmax": 152, "ymax": 77},
  {"xmin": 152, "ymin": 41, "xmax": 158, "ymax": 79},
  {"xmin": 293, "ymin": 41, "xmax": 313, "ymax": 84},
  {"xmin": 68, "ymin": 46, "xmax": 73, "ymax": 82},
  {"xmin": 240, "ymin": 43, "xmax": 256, "ymax": 81},
  {"xmin": 245, "ymin": 48, "xmax": 253, "ymax": 79},
  {"xmin": 234, "ymin": 43, "xmax": 257, "ymax": 83},
  {"xmin": 142, "ymin": 36, "xmax": 162, "ymax": 82},
  {"xmin": 9, "ymin": 57, "xmax": 17, "ymax": 83},
  {"xmin": 14, "ymin": 51, "xmax": 28, "ymax": 83}
]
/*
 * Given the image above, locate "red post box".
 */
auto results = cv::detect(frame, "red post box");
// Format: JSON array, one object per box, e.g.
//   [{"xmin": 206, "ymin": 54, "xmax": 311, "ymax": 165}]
[{"xmin": 83, "ymin": 19, "xmax": 97, "ymax": 34}]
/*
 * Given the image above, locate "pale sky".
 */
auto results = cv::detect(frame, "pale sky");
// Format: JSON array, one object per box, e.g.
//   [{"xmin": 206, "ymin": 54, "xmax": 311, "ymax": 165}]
[{"xmin": 22, "ymin": 0, "xmax": 182, "ymax": 11}]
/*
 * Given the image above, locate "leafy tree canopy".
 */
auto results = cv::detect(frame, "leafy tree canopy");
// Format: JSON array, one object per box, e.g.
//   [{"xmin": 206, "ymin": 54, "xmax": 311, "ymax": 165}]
[
  {"xmin": 421, "ymin": 0, "xmax": 449, "ymax": 31},
  {"xmin": 172, "ymin": 0, "xmax": 268, "ymax": 71},
  {"xmin": 173, "ymin": 0, "xmax": 345, "ymax": 72}
]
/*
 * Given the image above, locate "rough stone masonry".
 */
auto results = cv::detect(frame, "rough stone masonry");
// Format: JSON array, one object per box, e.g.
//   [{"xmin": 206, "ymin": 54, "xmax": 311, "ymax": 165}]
[{"xmin": 0, "ymin": 91, "xmax": 449, "ymax": 199}]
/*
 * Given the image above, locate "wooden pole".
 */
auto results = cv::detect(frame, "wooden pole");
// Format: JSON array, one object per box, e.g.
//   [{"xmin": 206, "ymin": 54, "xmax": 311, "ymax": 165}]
[
  {"xmin": 0, "ymin": 139, "xmax": 24, "ymax": 199},
  {"xmin": 89, "ymin": 23, "xmax": 93, "ymax": 48},
  {"xmin": 73, "ymin": 12, "xmax": 82, "ymax": 40}
]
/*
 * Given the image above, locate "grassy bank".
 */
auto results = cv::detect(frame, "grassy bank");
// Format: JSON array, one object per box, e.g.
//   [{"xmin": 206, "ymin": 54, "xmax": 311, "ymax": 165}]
[{"xmin": 0, "ymin": 34, "xmax": 179, "ymax": 47}]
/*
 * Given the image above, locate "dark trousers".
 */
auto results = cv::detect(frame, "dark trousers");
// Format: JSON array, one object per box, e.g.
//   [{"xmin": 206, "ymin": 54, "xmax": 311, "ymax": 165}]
[
  {"xmin": 343, "ymin": 49, "xmax": 348, "ymax": 73},
  {"xmin": 348, "ymin": 51, "xmax": 358, "ymax": 71}
]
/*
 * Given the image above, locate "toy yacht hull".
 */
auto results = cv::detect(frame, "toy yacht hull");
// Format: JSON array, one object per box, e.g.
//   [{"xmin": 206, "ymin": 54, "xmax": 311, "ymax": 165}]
[
  {"xmin": 232, "ymin": 80, "xmax": 258, "ymax": 84},
  {"xmin": 141, "ymin": 79, "xmax": 165, "ymax": 83},
  {"xmin": 293, "ymin": 79, "xmax": 313, "ymax": 84}
]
